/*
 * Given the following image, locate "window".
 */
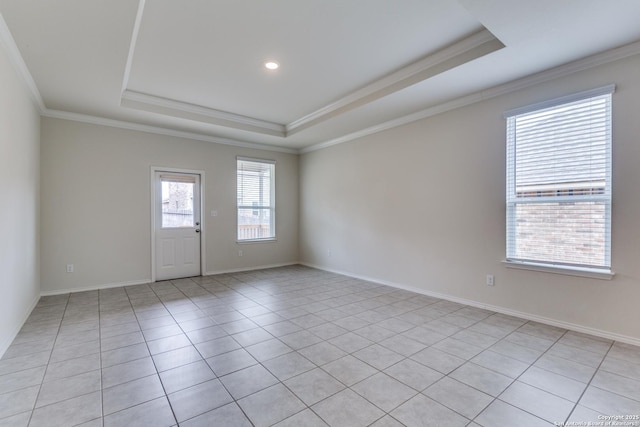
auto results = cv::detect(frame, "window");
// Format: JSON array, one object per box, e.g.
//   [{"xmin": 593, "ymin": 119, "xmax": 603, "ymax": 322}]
[
  {"xmin": 505, "ymin": 85, "xmax": 613, "ymax": 273},
  {"xmin": 237, "ymin": 157, "xmax": 275, "ymax": 241}
]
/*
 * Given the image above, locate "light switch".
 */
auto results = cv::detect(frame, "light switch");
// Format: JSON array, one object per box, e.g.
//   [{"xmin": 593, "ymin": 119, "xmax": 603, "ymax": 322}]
[{"xmin": 211, "ymin": 210, "xmax": 218, "ymax": 217}]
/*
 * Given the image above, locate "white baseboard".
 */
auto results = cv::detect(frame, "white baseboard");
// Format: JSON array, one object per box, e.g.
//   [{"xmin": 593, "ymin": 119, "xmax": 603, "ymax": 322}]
[
  {"xmin": 204, "ymin": 262, "xmax": 298, "ymax": 276},
  {"xmin": 39, "ymin": 261, "xmax": 300, "ymax": 296},
  {"xmin": 299, "ymin": 262, "xmax": 640, "ymax": 347},
  {"xmin": 0, "ymin": 294, "xmax": 40, "ymax": 359},
  {"xmin": 34, "ymin": 261, "xmax": 639, "ymax": 347},
  {"xmin": 40, "ymin": 279, "xmax": 152, "ymax": 296}
]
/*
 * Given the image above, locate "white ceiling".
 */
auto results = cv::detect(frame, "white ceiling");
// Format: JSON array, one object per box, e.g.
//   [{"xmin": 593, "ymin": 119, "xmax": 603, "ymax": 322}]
[{"xmin": 1, "ymin": 0, "xmax": 639, "ymax": 152}]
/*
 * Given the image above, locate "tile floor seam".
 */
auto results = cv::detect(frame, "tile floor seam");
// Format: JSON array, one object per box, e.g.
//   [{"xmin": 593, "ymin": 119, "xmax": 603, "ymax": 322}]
[
  {"xmin": 211, "ymin": 277, "xmax": 400, "ymax": 424},
  {"xmin": 98, "ymin": 289, "xmax": 106, "ymax": 426},
  {"xmin": 588, "ymin": 377, "xmax": 640, "ymax": 404},
  {"xmin": 207, "ymin": 340, "xmax": 333, "ymax": 424},
  {"xmin": 26, "ymin": 295, "xmax": 68, "ymax": 427},
  {"xmin": 488, "ymin": 398, "xmax": 553, "ymax": 427},
  {"xmin": 354, "ymin": 382, "xmax": 421, "ymax": 420},
  {"xmin": 529, "ymin": 358, "xmax": 596, "ymax": 383},
  {"xmin": 130, "ymin": 287, "xmax": 180, "ymax": 427},
  {"xmin": 469, "ymin": 324, "xmax": 572, "ymax": 426},
  {"xmin": 568, "ymin": 340, "xmax": 638, "ymax": 415},
  {"xmin": 423, "ymin": 366, "xmax": 498, "ymax": 424},
  {"xmin": 308, "ymin": 352, "xmax": 430, "ymax": 423},
  {"xmin": 561, "ymin": 341, "xmax": 614, "ymax": 425}
]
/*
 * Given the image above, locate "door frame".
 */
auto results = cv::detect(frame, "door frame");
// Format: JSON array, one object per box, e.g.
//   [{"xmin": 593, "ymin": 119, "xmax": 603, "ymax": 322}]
[{"xmin": 150, "ymin": 166, "xmax": 206, "ymax": 282}]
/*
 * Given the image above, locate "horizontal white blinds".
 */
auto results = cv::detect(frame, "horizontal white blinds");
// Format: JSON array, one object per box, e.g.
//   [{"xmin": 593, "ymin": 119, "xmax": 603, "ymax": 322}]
[
  {"xmin": 237, "ymin": 158, "xmax": 275, "ymax": 240},
  {"xmin": 506, "ymin": 87, "xmax": 613, "ymax": 269},
  {"xmin": 237, "ymin": 159, "xmax": 273, "ymax": 208},
  {"xmin": 512, "ymin": 96, "xmax": 610, "ymax": 190},
  {"xmin": 160, "ymin": 174, "xmax": 196, "ymax": 184}
]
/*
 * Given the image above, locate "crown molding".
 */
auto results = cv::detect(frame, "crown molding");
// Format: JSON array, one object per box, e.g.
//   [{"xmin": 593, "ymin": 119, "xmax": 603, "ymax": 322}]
[
  {"xmin": 301, "ymin": 39, "xmax": 640, "ymax": 154},
  {"xmin": 119, "ymin": 0, "xmax": 286, "ymax": 138},
  {"xmin": 42, "ymin": 109, "xmax": 297, "ymax": 154},
  {"xmin": 121, "ymin": 90, "xmax": 286, "ymax": 137},
  {"xmin": 0, "ymin": 11, "xmax": 46, "ymax": 112},
  {"xmin": 485, "ymin": 39, "xmax": 640, "ymax": 100},
  {"xmin": 121, "ymin": 0, "xmax": 145, "ymax": 96},
  {"xmin": 3, "ymin": 3, "xmax": 639, "ymax": 157},
  {"xmin": 120, "ymin": 10, "xmax": 503, "ymax": 140},
  {"xmin": 286, "ymin": 29, "xmax": 504, "ymax": 136},
  {"xmin": 300, "ymin": 93, "xmax": 485, "ymax": 154}
]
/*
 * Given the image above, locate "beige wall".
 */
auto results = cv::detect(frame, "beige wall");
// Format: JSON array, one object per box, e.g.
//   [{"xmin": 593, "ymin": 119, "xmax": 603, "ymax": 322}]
[
  {"xmin": 0, "ymin": 42, "xmax": 41, "ymax": 355},
  {"xmin": 300, "ymin": 54, "xmax": 640, "ymax": 343},
  {"xmin": 40, "ymin": 119, "xmax": 299, "ymax": 293}
]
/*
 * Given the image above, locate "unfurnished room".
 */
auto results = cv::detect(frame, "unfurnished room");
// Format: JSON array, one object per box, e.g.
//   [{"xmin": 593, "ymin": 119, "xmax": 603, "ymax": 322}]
[{"xmin": 0, "ymin": 1, "xmax": 639, "ymax": 426}]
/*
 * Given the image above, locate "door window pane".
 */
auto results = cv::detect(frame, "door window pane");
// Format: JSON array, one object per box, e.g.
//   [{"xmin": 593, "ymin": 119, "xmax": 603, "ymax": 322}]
[{"xmin": 162, "ymin": 180, "xmax": 194, "ymax": 228}]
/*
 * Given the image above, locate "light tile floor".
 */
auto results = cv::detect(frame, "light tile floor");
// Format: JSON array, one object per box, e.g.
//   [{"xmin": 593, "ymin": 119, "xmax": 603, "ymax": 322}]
[{"xmin": 1, "ymin": 265, "xmax": 639, "ymax": 426}]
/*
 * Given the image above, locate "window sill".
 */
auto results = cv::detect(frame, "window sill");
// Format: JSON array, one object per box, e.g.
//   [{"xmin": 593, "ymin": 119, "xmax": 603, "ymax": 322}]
[
  {"xmin": 237, "ymin": 238, "xmax": 277, "ymax": 244},
  {"xmin": 502, "ymin": 260, "xmax": 614, "ymax": 280}
]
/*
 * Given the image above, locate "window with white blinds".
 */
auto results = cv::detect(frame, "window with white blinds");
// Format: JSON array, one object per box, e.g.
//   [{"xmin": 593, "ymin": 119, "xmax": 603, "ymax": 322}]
[
  {"xmin": 505, "ymin": 86, "xmax": 613, "ymax": 271},
  {"xmin": 237, "ymin": 157, "xmax": 275, "ymax": 241}
]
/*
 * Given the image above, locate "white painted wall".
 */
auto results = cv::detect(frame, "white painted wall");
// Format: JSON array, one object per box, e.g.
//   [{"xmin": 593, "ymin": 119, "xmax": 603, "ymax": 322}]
[
  {"xmin": 40, "ymin": 119, "xmax": 298, "ymax": 293},
  {"xmin": 300, "ymin": 54, "xmax": 640, "ymax": 343},
  {"xmin": 0, "ymin": 41, "xmax": 41, "ymax": 355}
]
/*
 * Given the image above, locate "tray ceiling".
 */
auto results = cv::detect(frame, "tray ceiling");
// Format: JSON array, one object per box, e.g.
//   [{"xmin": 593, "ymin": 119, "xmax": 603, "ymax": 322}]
[{"xmin": 1, "ymin": 0, "xmax": 639, "ymax": 151}]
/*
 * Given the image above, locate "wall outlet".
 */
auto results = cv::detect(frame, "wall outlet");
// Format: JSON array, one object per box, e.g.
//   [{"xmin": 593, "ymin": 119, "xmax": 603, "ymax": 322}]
[
  {"xmin": 211, "ymin": 210, "xmax": 218, "ymax": 217},
  {"xmin": 66, "ymin": 264, "xmax": 74, "ymax": 273},
  {"xmin": 486, "ymin": 274, "xmax": 494, "ymax": 286},
  {"xmin": 238, "ymin": 249, "xmax": 243, "ymax": 257},
  {"xmin": 327, "ymin": 249, "xmax": 332, "ymax": 258}
]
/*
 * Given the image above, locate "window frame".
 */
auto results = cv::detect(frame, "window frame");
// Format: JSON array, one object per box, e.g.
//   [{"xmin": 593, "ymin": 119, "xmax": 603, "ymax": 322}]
[
  {"xmin": 503, "ymin": 85, "xmax": 615, "ymax": 280},
  {"xmin": 236, "ymin": 156, "xmax": 276, "ymax": 242}
]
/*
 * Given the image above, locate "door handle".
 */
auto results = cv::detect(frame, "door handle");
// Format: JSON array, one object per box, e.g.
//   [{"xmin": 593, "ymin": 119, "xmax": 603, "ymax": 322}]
[{"xmin": 195, "ymin": 229, "xmax": 200, "ymax": 233}]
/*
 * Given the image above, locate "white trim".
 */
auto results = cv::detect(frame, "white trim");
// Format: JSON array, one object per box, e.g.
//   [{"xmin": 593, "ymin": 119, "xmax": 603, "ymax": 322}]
[
  {"xmin": 118, "ymin": 0, "xmax": 286, "ymax": 138},
  {"xmin": 299, "ymin": 262, "xmax": 639, "ymax": 347},
  {"xmin": 3, "ymin": 0, "xmax": 639, "ymax": 156},
  {"xmin": 118, "ymin": 26, "xmax": 502, "ymax": 139},
  {"xmin": 0, "ymin": 294, "xmax": 40, "ymax": 359},
  {"xmin": 237, "ymin": 156, "xmax": 276, "ymax": 164},
  {"xmin": 503, "ymin": 84, "xmax": 615, "ymax": 118},
  {"xmin": 120, "ymin": 0, "xmax": 146, "ymax": 96},
  {"xmin": 41, "ymin": 109, "xmax": 297, "ymax": 154},
  {"xmin": 119, "ymin": 0, "xmax": 283, "ymax": 138},
  {"xmin": 204, "ymin": 262, "xmax": 297, "ymax": 277},
  {"xmin": 151, "ymin": 167, "xmax": 206, "ymax": 283},
  {"xmin": 39, "ymin": 279, "xmax": 151, "ymax": 296},
  {"xmin": 287, "ymin": 29, "xmax": 504, "ymax": 135},
  {"xmin": 122, "ymin": 90, "xmax": 286, "ymax": 137},
  {"xmin": 150, "ymin": 168, "xmax": 156, "ymax": 283},
  {"xmin": 490, "ymin": 41, "xmax": 638, "ymax": 101},
  {"xmin": 504, "ymin": 89, "xmax": 612, "ymax": 272},
  {"xmin": 0, "ymin": 11, "xmax": 46, "ymax": 112},
  {"xmin": 37, "ymin": 264, "xmax": 299, "ymax": 295},
  {"xmin": 300, "ymin": 93, "xmax": 486, "ymax": 153},
  {"xmin": 236, "ymin": 158, "xmax": 276, "ymax": 242},
  {"xmin": 237, "ymin": 238, "xmax": 277, "ymax": 244},
  {"xmin": 302, "ymin": 39, "xmax": 640, "ymax": 154},
  {"xmin": 502, "ymin": 260, "xmax": 614, "ymax": 280}
]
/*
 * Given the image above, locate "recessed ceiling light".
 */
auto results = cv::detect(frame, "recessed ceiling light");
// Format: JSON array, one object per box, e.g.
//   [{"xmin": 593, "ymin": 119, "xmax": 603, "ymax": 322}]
[{"xmin": 264, "ymin": 61, "xmax": 279, "ymax": 70}]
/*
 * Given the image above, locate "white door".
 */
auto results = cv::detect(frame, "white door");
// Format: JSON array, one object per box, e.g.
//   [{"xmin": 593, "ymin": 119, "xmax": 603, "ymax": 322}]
[{"xmin": 155, "ymin": 172, "xmax": 201, "ymax": 280}]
